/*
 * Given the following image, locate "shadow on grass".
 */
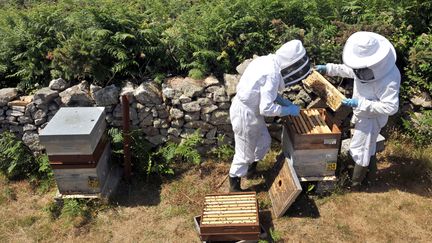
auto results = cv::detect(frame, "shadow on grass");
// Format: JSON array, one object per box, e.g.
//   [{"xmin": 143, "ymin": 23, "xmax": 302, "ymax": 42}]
[{"xmin": 110, "ymin": 174, "xmax": 162, "ymax": 207}]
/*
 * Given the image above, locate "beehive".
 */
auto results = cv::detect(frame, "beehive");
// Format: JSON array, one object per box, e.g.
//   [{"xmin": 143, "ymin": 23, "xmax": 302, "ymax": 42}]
[
  {"xmin": 282, "ymin": 108, "xmax": 341, "ymax": 178},
  {"xmin": 200, "ymin": 192, "xmax": 260, "ymax": 241}
]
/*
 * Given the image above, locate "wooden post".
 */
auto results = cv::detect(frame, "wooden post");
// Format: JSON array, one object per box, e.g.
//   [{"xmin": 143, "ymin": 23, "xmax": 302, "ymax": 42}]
[{"xmin": 122, "ymin": 95, "xmax": 132, "ymax": 183}]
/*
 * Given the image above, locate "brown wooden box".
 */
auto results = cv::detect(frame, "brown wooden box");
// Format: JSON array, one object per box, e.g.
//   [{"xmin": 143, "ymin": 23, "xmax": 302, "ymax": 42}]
[
  {"xmin": 200, "ymin": 192, "xmax": 260, "ymax": 241},
  {"xmin": 283, "ymin": 108, "xmax": 341, "ymax": 150},
  {"xmin": 48, "ymin": 134, "xmax": 109, "ymax": 167}
]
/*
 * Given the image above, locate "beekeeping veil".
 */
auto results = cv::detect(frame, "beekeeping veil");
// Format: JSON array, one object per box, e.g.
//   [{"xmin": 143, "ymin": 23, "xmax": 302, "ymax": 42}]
[
  {"xmin": 343, "ymin": 31, "xmax": 396, "ymax": 82},
  {"xmin": 275, "ymin": 40, "xmax": 311, "ymax": 87}
]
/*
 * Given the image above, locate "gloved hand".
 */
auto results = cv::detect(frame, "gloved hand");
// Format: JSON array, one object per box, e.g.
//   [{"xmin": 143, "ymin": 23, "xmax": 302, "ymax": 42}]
[
  {"xmin": 275, "ymin": 94, "xmax": 292, "ymax": 106},
  {"xmin": 280, "ymin": 104, "xmax": 300, "ymax": 117},
  {"xmin": 315, "ymin": 65, "xmax": 327, "ymax": 74},
  {"xmin": 342, "ymin": 98, "xmax": 359, "ymax": 107}
]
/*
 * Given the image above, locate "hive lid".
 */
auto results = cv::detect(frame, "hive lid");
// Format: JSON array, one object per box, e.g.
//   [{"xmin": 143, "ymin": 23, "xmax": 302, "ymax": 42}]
[{"xmin": 40, "ymin": 107, "xmax": 105, "ymax": 137}]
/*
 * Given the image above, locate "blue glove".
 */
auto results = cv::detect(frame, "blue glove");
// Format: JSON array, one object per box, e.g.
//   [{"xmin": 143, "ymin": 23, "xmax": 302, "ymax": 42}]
[
  {"xmin": 342, "ymin": 98, "xmax": 359, "ymax": 107},
  {"xmin": 275, "ymin": 94, "xmax": 292, "ymax": 106},
  {"xmin": 280, "ymin": 104, "xmax": 300, "ymax": 117},
  {"xmin": 315, "ymin": 65, "xmax": 327, "ymax": 74}
]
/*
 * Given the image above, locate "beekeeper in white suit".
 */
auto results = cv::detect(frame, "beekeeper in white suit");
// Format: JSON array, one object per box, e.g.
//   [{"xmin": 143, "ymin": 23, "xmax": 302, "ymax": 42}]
[
  {"xmin": 316, "ymin": 31, "xmax": 400, "ymax": 188},
  {"xmin": 229, "ymin": 40, "xmax": 311, "ymax": 192}
]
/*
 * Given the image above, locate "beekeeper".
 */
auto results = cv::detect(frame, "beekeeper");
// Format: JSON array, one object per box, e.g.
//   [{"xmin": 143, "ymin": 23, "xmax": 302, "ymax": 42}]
[
  {"xmin": 229, "ymin": 40, "xmax": 311, "ymax": 192},
  {"xmin": 315, "ymin": 31, "xmax": 400, "ymax": 188}
]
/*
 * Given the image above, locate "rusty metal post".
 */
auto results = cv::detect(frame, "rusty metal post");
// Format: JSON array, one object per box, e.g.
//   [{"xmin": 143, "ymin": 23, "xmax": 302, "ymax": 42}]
[{"xmin": 122, "ymin": 95, "xmax": 132, "ymax": 182}]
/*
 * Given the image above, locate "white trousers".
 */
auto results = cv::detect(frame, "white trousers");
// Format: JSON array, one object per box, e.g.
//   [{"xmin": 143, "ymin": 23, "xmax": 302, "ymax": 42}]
[
  {"xmin": 229, "ymin": 98, "xmax": 271, "ymax": 177},
  {"xmin": 350, "ymin": 117, "xmax": 381, "ymax": 167}
]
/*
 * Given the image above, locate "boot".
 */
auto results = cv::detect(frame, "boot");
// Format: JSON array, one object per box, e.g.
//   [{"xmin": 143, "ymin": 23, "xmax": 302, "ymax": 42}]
[
  {"xmin": 351, "ymin": 163, "xmax": 368, "ymax": 191},
  {"xmin": 246, "ymin": 161, "xmax": 258, "ymax": 179},
  {"xmin": 364, "ymin": 155, "xmax": 378, "ymax": 187},
  {"xmin": 229, "ymin": 176, "xmax": 243, "ymax": 192}
]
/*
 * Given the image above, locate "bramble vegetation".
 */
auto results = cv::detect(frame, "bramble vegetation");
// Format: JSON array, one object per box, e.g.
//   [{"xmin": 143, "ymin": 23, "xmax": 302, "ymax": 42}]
[{"xmin": 0, "ymin": 0, "xmax": 430, "ymax": 98}]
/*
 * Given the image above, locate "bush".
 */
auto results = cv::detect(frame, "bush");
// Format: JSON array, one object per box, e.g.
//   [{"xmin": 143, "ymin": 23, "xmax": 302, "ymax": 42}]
[
  {"xmin": 0, "ymin": 131, "xmax": 35, "ymax": 179},
  {"xmin": 402, "ymin": 110, "xmax": 432, "ymax": 147}
]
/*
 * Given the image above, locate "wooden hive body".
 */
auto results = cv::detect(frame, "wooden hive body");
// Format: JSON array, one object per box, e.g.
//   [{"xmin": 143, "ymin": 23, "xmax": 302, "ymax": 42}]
[
  {"xmin": 200, "ymin": 192, "xmax": 260, "ymax": 241},
  {"xmin": 282, "ymin": 108, "xmax": 341, "ymax": 178}
]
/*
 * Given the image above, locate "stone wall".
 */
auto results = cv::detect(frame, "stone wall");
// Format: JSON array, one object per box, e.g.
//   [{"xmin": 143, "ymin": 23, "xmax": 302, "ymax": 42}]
[{"xmin": 0, "ymin": 58, "xmax": 355, "ymax": 152}]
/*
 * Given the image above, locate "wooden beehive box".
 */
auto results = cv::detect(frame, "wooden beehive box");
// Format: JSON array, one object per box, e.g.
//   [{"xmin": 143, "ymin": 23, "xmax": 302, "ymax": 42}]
[
  {"xmin": 303, "ymin": 70, "xmax": 346, "ymax": 111},
  {"xmin": 200, "ymin": 192, "xmax": 260, "ymax": 241},
  {"xmin": 39, "ymin": 107, "xmax": 106, "ymax": 155},
  {"xmin": 282, "ymin": 108, "xmax": 341, "ymax": 178},
  {"xmin": 52, "ymin": 143, "xmax": 111, "ymax": 195}
]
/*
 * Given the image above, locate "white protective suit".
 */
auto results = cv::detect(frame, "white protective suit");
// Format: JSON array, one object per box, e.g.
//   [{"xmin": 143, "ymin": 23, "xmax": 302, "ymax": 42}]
[
  {"xmin": 326, "ymin": 32, "xmax": 401, "ymax": 167},
  {"xmin": 229, "ymin": 40, "xmax": 309, "ymax": 177}
]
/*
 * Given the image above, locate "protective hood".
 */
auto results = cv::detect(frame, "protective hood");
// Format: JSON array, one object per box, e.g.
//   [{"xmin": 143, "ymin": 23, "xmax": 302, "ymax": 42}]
[
  {"xmin": 275, "ymin": 40, "xmax": 311, "ymax": 87},
  {"xmin": 343, "ymin": 31, "xmax": 397, "ymax": 82}
]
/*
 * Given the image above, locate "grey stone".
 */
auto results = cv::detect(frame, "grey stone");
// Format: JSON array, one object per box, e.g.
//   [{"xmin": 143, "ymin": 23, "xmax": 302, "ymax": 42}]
[
  {"xmin": 146, "ymin": 135, "xmax": 166, "ymax": 146},
  {"xmin": 59, "ymin": 85, "xmax": 94, "ymax": 107},
  {"xmin": 202, "ymin": 105, "xmax": 218, "ymax": 114},
  {"xmin": 170, "ymin": 108, "xmax": 184, "ymax": 119},
  {"xmin": 168, "ymin": 127, "xmax": 181, "ymax": 137},
  {"xmin": 162, "ymin": 87, "xmax": 176, "ymax": 99},
  {"xmin": 153, "ymin": 118, "xmax": 168, "ymax": 129},
  {"xmin": 165, "ymin": 77, "xmax": 205, "ymax": 98},
  {"xmin": 0, "ymin": 88, "xmax": 18, "ymax": 106},
  {"xmin": 201, "ymin": 113, "xmax": 211, "ymax": 122},
  {"xmin": 182, "ymin": 101, "xmax": 201, "ymax": 112},
  {"xmin": 23, "ymin": 124, "xmax": 37, "ymax": 132},
  {"xmin": 171, "ymin": 98, "xmax": 180, "ymax": 106},
  {"xmin": 410, "ymin": 92, "xmax": 432, "ymax": 108},
  {"xmin": 180, "ymin": 128, "xmax": 197, "ymax": 138},
  {"xmin": 217, "ymin": 124, "xmax": 233, "ymax": 133},
  {"xmin": 206, "ymin": 128, "xmax": 217, "ymax": 139},
  {"xmin": 34, "ymin": 117, "xmax": 47, "ymax": 126},
  {"xmin": 134, "ymin": 82, "xmax": 162, "ymax": 105},
  {"xmin": 18, "ymin": 116, "xmax": 33, "ymax": 124},
  {"xmin": 236, "ymin": 58, "xmax": 253, "ymax": 75},
  {"xmin": 171, "ymin": 119, "xmax": 184, "ymax": 128},
  {"xmin": 47, "ymin": 115, "xmax": 54, "ymax": 122},
  {"xmin": 142, "ymin": 126, "xmax": 159, "ymax": 136},
  {"xmin": 224, "ymin": 74, "xmax": 240, "ymax": 97},
  {"xmin": 9, "ymin": 125, "xmax": 23, "ymax": 134},
  {"xmin": 33, "ymin": 87, "xmax": 58, "ymax": 105},
  {"xmin": 22, "ymin": 132, "xmax": 44, "ymax": 151},
  {"xmin": 33, "ymin": 109, "xmax": 47, "ymax": 120},
  {"xmin": 0, "ymin": 109, "xmax": 3, "ymax": 116},
  {"xmin": 209, "ymin": 111, "xmax": 230, "ymax": 125},
  {"xmin": 48, "ymin": 103, "xmax": 59, "ymax": 111},
  {"xmin": 77, "ymin": 80, "xmax": 89, "ymax": 91},
  {"xmin": 167, "ymin": 135, "xmax": 182, "ymax": 143},
  {"xmin": 179, "ymin": 95, "xmax": 192, "ymax": 103},
  {"xmin": 90, "ymin": 84, "xmax": 102, "ymax": 95},
  {"xmin": 11, "ymin": 106, "xmax": 25, "ymax": 112},
  {"xmin": 106, "ymin": 114, "xmax": 114, "ymax": 124},
  {"xmin": 151, "ymin": 107, "xmax": 158, "ymax": 117},
  {"xmin": 49, "ymin": 78, "xmax": 69, "ymax": 91},
  {"xmin": 140, "ymin": 114, "xmax": 153, "ymax": 126},
  {"xmin": 197, "ymin": 97, "xmax": 213, "ymax": 106},
  {"xmin": 158, "ymin": 109, "xmax": 169, "ymax": 119},
  {"xmin": 24, "ymin": 103, "xmax": 36, "ymax": 117},
  {"xmin": 160, "ymin": 128, "xmax": 168, "ymax": 136},
  {"xmin": 204, "ymin": 76, "xmax": 220, "ymax": 87},
  {"xmin": 6, "ymin": 109, "xmax": 23, "ymax": 117},
  {"xmin": 120, "ymin": 82, "xmax": 136, "ymax": 104},
  {"xmin": 212, "ymin": 86, "xmax": 229, "ymax": 102},
  {"xmin": 93, "ymin": 84, "xmax": 119, "ymax": 106},
  {"xmin": 184, "ymin": 112, "xmax": 200, "ymax": 122},
  {"xmin": 184, "ymin": 121, "xmax": 214, "ymax": 131},
  {"xmin": 6, "ymin": 116, "xmax": 16, "ymax": 123},
  {"xmin": 218, "ymin": 102, "xmax": 230, "ymax": 110},
  {"xmin": 202, "ymin": 139, "xmax": 216, "ymax": 145},
  {"xmin": 113, "ymin": 104, "xmax": 122, "ymax": 118}
]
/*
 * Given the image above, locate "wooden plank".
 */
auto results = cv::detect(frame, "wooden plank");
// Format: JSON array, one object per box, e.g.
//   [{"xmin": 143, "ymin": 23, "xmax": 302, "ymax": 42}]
[
  {"xmin": 204, "ymin": 213, "xmax": 257, "ymax": 217},
  {"xmin": 306, "ymin": 109, "xmax": 325, "ymax": 133},
  {"xmin": 287, "ymin": 116, "xmax": 301, "ymax": 134},
  {"xmin": 311, "ymin": 109, "xmax": 332, "ymax": 133},
  {"xmin": 202, "ymin": 220, "xmax": 256, "ymax": 225},
  {"xmin": 205, "ymin": 197, "xmax": 255, "ymax": 202},
  {"xmin": 268, "ymin": 157, "xmax": 302, "ymax": 218},
  {"xmin": 300, "ymin": 111, "xmax": 315, "ymax": 133},
  {"xmin": 292, "ymin": 116, "xmax": 305, "ymax": 134},
  {"xmin": 297, "ymin": 113, "xmax": 311, "ymax": 134},
  {"xmin": 303, "ymin": 110, "xmax": 320, "ymax": 133},
  {"xmin": 205, "ymin": 194, "xmax": 255, "ymax": 199},
  {"xmin": 302, "ymin": 70, "xmax": 346, "ymax": 111},
  {"xmin": 204, "ymin": 210, "xmax": 256, "ymax": 215}
]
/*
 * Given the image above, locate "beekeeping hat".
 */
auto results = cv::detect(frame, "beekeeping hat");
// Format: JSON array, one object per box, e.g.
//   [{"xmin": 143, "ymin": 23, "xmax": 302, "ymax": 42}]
[
  {"xmin": 275, "ymin": 40, "xmax": 311, "ymax": 87},
  {"xmin": 343, "ymin": 31, "xmax": 396, "ymax": 81}
]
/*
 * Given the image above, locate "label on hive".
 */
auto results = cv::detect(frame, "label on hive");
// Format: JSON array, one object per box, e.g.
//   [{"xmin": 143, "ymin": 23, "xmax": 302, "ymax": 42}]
[
  {"xmin": 326, "ymin": 162, "xmax": 337, "ymax": 171},
  {"xmin": 324, "ymin": 138, "xmax": 337, "ymax": 145}
]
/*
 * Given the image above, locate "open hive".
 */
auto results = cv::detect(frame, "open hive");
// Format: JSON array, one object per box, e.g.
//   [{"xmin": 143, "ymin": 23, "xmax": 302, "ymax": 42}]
[
  {"xmin": 200, "ymin": 192, "xmax": 260, "ymax": 241},
  {"xmin": 286, "ymin": 108, "xmax": 332, "ymax": 134}
]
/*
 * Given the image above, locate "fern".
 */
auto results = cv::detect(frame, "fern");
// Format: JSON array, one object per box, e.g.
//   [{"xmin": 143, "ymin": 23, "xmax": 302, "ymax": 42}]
[{"xmin": 0, "ymin": 131, "xmax": 34, "ymax": 179}]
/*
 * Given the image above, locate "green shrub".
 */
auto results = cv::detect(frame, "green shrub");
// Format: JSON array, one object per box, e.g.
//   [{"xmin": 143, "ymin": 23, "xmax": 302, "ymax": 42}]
[
  {"xmin": 0, "ymin": 131, "xmax": 35, "ymax": 179},
  {"xmin": 402, "ymin": 110, "xmax": 432, "ymax": 147},
  {"xmin": 404, "ymin": 34, "xmax": 432, "ymax": 96},
  {"xmin": 209, "ymin": 135, "xmax": 235, "ymax": 162}
]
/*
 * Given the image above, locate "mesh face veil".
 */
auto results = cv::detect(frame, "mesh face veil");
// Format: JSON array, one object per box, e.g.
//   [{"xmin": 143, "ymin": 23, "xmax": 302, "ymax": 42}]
[
  {"xmin": 280, "ymin": 54, "xmax": 311, "ymax": 86},
  {"xmin": 353, "ymin": 67, "xmax": 375, "ymax": 81}
]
